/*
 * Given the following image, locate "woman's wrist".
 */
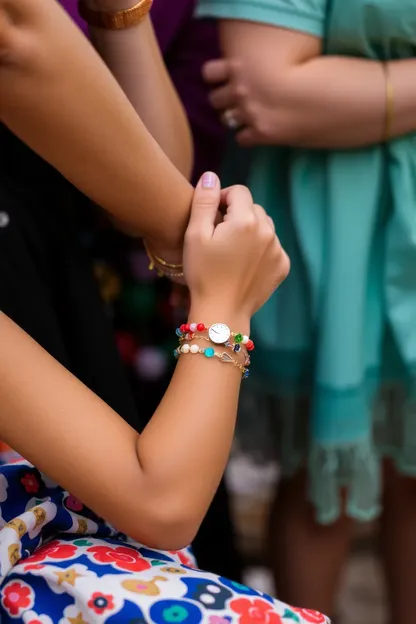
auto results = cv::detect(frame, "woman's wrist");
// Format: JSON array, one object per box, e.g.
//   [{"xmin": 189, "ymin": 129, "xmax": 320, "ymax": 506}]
[
  {"xmin": 188, "ymin": 302, "xmax": 250, "ymax": 338},
  {"xmin": 82, "ymin": 0, "xmax": 149, "ymax": 15}
]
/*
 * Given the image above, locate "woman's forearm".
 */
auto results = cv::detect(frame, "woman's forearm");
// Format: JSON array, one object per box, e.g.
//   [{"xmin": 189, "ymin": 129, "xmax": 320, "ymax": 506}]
[
  {"xmin": 87, "ymin": 8, "xmax": 193, "ymax": 178},
  {"xmin": 0, "ymin": 0, "xmax": 192, "ymax": 248},
  {"xmin": 0, "ymin": 308, "xmax": 245, "ymax": 549},
  {"xmin": 221, "ymin": 22, "xmax": 416, "ymax": 149},
  {"xmin": 259, "ymin": 57, "xmax": 416, "ymax": 148}
]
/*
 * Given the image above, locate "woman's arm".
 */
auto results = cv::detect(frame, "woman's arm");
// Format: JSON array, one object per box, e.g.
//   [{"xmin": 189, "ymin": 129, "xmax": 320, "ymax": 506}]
[
  {"xmin": 206, "ymin": 21, "xmax": 416, "ymax": 148},
  {"xmin": 0, "ymin": 178, "xmax": 289, "ymax": 549},
  {"xmin": 0, "ymin": 0, "xmax": 192, "ymax": 250},
  {"xmin": 86, "ymin": 4, "xmax": 193, "ymax": 178}
]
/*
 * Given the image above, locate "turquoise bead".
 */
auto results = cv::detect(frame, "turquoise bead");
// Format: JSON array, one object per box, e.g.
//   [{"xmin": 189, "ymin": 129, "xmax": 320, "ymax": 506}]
[
  {"xmin": 175, "ymin": 328, "xmax": 183, "ymax": 337},
  {"xmin": 205, "ymin": 348, "xmax": 215, "ymax": 358}
]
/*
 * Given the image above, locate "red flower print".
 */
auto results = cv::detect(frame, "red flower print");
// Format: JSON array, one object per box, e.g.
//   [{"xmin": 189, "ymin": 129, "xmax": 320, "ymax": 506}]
[
  {"xmin": 66, "ymin": 495, "xmax": 83, "ymax": 512},
  {"xmin": 230, "ymin": 598, "xmax": 282, "ymax": 624},
  {"xmin": 21, "ymin": 473, "xmax": 39, "ymax": 494},
  {"xmin": 292, "ymin": 608, "xmax": 327, "ymax": 623},
  {"xmin": 26, "ymin": 540, "xmax": 77, "ymax": 564},
  {"xmin": 88, "ymin": 591, "xmax": 115, "ymax": 615},
  {"xmin": 2, "ymin": 581, "xmax": 33, "ymax": 616},
  {"xmin": 87, "ymin": 545, "xmax": 151, "ymax": 572},
  {"xmin": 24, "ymin": 564, "xmax": 44, "ymax": 572},
  {"xmin": 169, "ymin": 550, "xmax": 195, "ymax": 568}
]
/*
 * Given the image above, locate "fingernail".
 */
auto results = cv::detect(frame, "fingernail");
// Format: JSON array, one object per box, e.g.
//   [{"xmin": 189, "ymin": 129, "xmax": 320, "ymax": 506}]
[{"xmin": 201, "ymin": 172, "xmax": 217, "ymax": 189}]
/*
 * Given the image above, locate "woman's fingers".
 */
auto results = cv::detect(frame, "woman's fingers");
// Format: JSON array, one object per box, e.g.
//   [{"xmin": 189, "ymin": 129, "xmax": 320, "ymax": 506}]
[
  {"xmin": 187, "ymin": 172, "xmax": 221, "ymax": 241},
  {"xmin": 202, "ymin": 59, "xmax": 232, "ymax": 85},
  {"xmin": 209, "ymin": 84, "xmax": 236, "ymax": 111},
  {"xmin": 219, "ymin": 185, "xmax": 255, "ymax": 223},
  {"xmin": 221, "ymin": 109, "xmax": 246, "ymax": 132}
]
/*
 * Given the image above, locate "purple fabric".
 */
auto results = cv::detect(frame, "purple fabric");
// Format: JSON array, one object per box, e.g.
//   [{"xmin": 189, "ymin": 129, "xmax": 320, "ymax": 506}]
[{"xmin": 59, "ymin": 0, "xmax": 225, "ymax": 179}]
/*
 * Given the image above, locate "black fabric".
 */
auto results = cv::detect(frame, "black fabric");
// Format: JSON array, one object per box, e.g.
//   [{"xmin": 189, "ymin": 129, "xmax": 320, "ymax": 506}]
[{"xmin": 0, "ymin": 125, "xmax": 139, "ymax": 429}]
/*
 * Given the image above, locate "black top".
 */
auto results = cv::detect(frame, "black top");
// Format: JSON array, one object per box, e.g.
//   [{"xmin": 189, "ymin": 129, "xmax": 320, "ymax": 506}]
[{"xmin": 0, "ymin": 125, "xmax": 140, "ymax": 431}]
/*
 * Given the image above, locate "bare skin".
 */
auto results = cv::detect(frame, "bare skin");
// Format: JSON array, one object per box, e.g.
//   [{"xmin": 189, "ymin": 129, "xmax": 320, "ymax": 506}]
[
  {"xmin": 0, "ymin": 0, "xmax": 192, "ymax": 257},
  {"xmin": 0, "ymin": 175, "xmax": 290, "ymax": 550}
]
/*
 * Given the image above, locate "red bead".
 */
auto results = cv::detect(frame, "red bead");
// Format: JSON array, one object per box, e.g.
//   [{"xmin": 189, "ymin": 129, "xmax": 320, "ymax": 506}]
[
  {"xmin": 246, "ymin": 340, "xmax": 255, "ymax": 351},
  {"xmin": 184, "ymin": 324, "xmax": 191, "ymax": 333},
  {"xmin": 197, "ymin": 323, "xmax": 206, "ymax": 332},
  {"xmin": 180, "ymin": 324, "xmax": 187, "ymax": 334}
]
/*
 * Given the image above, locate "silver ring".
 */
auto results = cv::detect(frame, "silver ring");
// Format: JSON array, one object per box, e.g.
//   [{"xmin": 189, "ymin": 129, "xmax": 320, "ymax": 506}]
[{"xmin": 223, "ymin": 109, "xmax": 240, "ymax": 130}]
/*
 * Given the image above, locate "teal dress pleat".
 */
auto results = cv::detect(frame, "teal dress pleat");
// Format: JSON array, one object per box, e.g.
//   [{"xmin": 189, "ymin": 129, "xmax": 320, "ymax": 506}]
[{"xmin": 197, "ymin": 0, "xmax": 416, "ymax": 523}]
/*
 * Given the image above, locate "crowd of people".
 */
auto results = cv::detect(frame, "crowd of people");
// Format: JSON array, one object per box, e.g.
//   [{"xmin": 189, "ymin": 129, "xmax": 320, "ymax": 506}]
[{"xmin": 0, "ymin": 0, "xmax": 415, "ymax": 623}]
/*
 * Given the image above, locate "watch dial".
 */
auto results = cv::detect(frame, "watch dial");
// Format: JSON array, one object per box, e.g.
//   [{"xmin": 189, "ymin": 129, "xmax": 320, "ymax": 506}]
[{"xmin": 208, "ymin": 323, "xmax": 231, "ymax": 345}]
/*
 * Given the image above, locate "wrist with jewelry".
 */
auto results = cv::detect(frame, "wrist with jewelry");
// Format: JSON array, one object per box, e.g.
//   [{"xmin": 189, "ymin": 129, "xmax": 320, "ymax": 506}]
[
  {"xmin": 78, "ymin": 0, "xmax": 153, "ymax": 29},
  {"xmin": 174, "ymin": 322, "xmax": 254, "ymax": 379},
  {"xmin": 144, "ymin": 241, "xmax": 183, "ymax": 279},
  {"xmin": 176, "ymin": 323, "xmax": 254, "ymax": 352}
]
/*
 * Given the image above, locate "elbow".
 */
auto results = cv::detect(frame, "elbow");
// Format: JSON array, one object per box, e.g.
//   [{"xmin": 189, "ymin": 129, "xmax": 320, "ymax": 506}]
[
  {"xmin": 0, "ymin": 6, "xmax": 20, "ymax": 67},
  {"xmin": 127, "ymin": 499, "xmax": 201, "ymax": 552},
  {"xmin": 0, "ymin": 4, "xmax": 42, "ymax": 74}
]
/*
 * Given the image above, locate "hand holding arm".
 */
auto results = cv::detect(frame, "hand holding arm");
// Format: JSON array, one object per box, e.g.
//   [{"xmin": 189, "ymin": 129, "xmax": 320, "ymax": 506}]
[
  {"xmin": 0, "ymin": 0, "xmax": 192, "ymax": 251},
  {"xmin": 0, "ymin": 174, "xmax": 289, "ymax": 549},
  {"xmin": 204, "ymin": 21, "xmax": 416, "ymax": 149}
]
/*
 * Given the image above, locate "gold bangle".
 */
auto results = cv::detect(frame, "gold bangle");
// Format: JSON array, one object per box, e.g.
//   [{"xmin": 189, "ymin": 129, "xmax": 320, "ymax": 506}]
[
  {"xmin": 383, "ymin": 61, "xmax": 394, "ymax": 142},
  {"xmin": 176, "ymin": 343, "xmax": 250, "ymax": 379},
  {"xmin": 78, "ymin": 0, "xmax": 153, "ymax": 30},
  {"xmin": 179, "ymin": 334, "xmax": 250, "ymax": 366},
  {"xmin": 144, "ymin": 241, "xmax": 184, "ymax": 278}
]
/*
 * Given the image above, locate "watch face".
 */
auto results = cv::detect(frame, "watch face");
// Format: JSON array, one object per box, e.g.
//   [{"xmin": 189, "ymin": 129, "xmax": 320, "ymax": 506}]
[{"xmin": 208, "ymin": 323, "xmax": 231, "ymax": 345}]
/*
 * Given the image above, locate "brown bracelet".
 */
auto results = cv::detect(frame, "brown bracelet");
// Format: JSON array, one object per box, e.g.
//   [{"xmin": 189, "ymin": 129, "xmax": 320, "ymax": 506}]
[{"xmin": 78, "ymin": 0, "xmax": 153, "ymax": 30}]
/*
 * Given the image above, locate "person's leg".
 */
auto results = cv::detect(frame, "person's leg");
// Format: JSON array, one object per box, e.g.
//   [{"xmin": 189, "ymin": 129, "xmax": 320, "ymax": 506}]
[
  {"xmin": 380, "ymin": 460, "xmax": 416, "ymax": 624},
  {"xmin": 269, "ymin": 469, "xmax": 353, "ymax": 616}
]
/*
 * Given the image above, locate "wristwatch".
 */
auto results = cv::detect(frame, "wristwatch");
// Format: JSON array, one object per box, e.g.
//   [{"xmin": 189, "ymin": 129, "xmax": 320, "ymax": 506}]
[
  {"xmin": 208, "ymin": 323, "xmax": 231, "ymax": 345},
  {"xmin": 78, "ymin": 0, "xmax": 153, "ymax": 30}
]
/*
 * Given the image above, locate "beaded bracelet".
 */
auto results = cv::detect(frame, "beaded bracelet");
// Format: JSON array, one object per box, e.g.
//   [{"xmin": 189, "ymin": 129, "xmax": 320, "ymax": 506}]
[
  {"xmin": 176, "ymin": 323, "xmax": 255, "ymax": 351},
  {"xmin": 179, "ymin": 334, "xmax": 250, "ymax": 367},
  {"xmin": 175, "ymin": 342, "xmax": 250, "ymax": 379}
]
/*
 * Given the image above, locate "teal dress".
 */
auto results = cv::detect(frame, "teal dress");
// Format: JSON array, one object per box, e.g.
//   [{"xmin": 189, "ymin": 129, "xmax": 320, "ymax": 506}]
[{"xmin": 197, "ymin": 0, "xmax": 416, "ymax": 524}]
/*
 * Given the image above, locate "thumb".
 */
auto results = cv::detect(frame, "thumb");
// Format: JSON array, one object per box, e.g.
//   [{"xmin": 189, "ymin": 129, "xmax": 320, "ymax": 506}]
[{"xmin": 188, "ymin": 172, "xmax": 221, "ymax": 239}]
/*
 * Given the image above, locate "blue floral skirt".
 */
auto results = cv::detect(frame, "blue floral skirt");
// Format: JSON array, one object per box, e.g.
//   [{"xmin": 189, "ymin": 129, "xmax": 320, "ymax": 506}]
[{"xmin": 0, "ymin": 459, "xmax": 330, "ymax": 623}]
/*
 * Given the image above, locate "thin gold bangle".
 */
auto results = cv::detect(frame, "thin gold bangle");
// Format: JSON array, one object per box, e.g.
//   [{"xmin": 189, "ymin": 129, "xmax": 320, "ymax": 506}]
[
  {"xmin": 143, "ymin": 241, "xmax": 183, "ymax": 270},
  {"xmin": 383, "ymin": 61, "xmax": 394, "ymax": 142},
  {"xmin": 179, "ymin": 334, "xmax": 250, "ymax": 366},
  {"xmin": 176, "ymin": 344, "xmax": 250, "ymax": 378}
]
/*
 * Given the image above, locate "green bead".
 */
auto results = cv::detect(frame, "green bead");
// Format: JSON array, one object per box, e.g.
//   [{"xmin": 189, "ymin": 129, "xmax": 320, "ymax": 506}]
[
  {"xmin": 205, "ymin": 348, "xmax": 215, "ymax": 358},
  {"xmin": 235, "ymin": 333, "xmax": 243, "ymax": 343}
]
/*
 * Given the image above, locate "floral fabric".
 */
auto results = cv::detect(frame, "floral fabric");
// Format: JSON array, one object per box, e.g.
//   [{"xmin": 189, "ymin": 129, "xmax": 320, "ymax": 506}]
[{"xmin": 0, "ymin": 460, "xmax": 330, "ymax": 623}]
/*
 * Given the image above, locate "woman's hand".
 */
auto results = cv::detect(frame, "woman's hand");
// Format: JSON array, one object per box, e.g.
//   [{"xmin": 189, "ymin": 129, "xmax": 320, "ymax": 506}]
[
  {"xmin": 184, "ymin": 172, "xmax": 290, "ymax": 323},
  {"xmin": 203, "ymin": 58, "xmax": 275, "ymax": 147}
]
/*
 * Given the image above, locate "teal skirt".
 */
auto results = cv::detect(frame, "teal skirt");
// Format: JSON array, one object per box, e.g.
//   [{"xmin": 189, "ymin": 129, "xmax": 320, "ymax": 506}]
[{"xmin": 230, "ymin": 140, "xmax": 416, "ymax": 525}]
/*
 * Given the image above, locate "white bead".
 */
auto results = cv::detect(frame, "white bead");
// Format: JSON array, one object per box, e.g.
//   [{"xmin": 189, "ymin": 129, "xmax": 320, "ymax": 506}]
[
  {"xmin": 189, "ymin": 323, "xmax": 197, "ymax": 332},
  {"xmin": 242, "ymin": 335, "xmax": 249, "ymax": 345},
  {"xmin": 190, "ymin": 344, "xmax": 200, "ymax": 354},
  {"xmin": 181, "ymin": 344, "xmax": 190, "ymax": 354}
]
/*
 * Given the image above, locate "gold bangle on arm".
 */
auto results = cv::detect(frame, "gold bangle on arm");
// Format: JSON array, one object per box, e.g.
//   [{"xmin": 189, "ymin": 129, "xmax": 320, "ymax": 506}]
[
  {"xmin": 143, "ymin": 241, "xmax": 184, "ymax": 278},
  {"xmin": 78, "ymin": 0, "xmax": 153, "ymax": 30},
  {"xmin": 382, "ymin": 61, "xmax": 394, "ymax": 142}
]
